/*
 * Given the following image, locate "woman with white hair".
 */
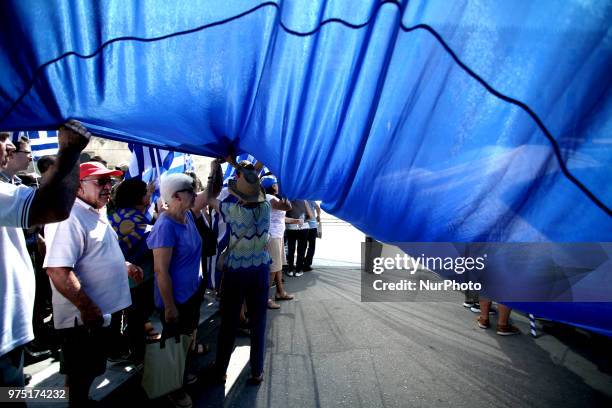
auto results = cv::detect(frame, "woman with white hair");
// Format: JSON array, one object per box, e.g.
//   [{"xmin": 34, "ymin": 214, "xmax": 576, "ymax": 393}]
[{"xmin": 146, "ymin": 162, "xmax": 222, "ymax": 407}]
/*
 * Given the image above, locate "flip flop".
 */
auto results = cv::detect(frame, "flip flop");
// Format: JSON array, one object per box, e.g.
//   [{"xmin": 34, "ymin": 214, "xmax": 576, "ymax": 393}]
[
  {"xmin": 185, "ymin": 373, "xmax": 198, "ymax": 385},
  {"xmin": 268, "ymin": 300, "xmax": 281, "ymax": 309},
  {"xmin": 275, "ymin": 293, "xmax": 294, "ymax": 301}
]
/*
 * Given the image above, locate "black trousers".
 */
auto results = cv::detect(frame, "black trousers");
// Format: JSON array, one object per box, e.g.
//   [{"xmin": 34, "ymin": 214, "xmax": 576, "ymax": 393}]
[
  {"xmin": 127, "ymin": 278, "xmax": 155, "ymax": 361},
  {"xmin": 286, "ymin": 229, "xmax": 308, "ymax": 271},
  {"xmin": 216, "ymin": 266, "xmax": 269, "ymax": 377},
  {"xmin": 0, "ymin": 346, "xmax": 24, "ymax": 386},
  {"xmin": 304, "ymin": 228, "xmax": 317, "ymax": 267}
]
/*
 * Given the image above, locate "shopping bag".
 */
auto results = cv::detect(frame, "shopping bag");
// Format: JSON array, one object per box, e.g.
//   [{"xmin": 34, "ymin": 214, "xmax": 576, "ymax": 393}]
[
  {"xmin": 317, "ymin": 222, "xmax": 323, "ymax": 239},
  {"xmin": 141, "ymin": 332, "xmax": 191, "ymax": 399}
]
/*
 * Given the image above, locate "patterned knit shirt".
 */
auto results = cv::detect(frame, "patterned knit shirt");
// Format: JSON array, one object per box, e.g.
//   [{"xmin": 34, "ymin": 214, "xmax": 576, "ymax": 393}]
[{"xmin": 220, "ymin": 200, "xmax": 271, "ymax": 269}]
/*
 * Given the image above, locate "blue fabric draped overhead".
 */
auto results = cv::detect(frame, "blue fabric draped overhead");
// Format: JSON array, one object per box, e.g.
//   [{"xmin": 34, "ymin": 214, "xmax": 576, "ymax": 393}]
[{"xmin": 1, "ymin": 1, "xmax": 611, "ymax": 334}]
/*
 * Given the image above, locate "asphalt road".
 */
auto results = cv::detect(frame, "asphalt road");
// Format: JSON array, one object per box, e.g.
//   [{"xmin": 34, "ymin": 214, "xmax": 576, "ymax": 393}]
[{"xmin": 105, "ymin": 266, "xmax": 612, "ymax": 408}]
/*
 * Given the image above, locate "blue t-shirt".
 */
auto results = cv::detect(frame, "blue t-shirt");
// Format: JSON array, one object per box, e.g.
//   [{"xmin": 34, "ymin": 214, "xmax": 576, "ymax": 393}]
[{"xmin": 146, "ymin": 211, "xmax": 202, "ymax": 308}]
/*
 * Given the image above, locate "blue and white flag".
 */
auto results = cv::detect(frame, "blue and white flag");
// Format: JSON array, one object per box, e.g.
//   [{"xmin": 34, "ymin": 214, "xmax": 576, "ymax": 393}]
[
  {"xmin": 15, "ymin": 130, "xmax": 59, "ymax": 160},
  {"xmin": 125, "ymin": 144, "xmax": 195, "ymax": 216},
  {"xmin": 222, "ymin": 153, "xmax": 253, "ymax": 183},
  {"xmin": 222, "ymin": 153, "xmax": 270, "ymax": 185},
  {"xmin": 125, "ymin": 144, "xmax": 194, "ymax": 182}
]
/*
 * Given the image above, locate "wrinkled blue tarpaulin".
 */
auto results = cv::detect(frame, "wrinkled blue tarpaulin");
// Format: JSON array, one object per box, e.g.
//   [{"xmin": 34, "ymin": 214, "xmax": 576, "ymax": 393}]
[{"xmin": 1, "ymin": 1, "xmax": 611, "ymax": 334}]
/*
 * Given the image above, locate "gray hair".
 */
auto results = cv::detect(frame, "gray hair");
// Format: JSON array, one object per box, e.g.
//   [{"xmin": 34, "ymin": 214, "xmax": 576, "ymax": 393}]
[{"xmin": 159, "ymin": 173, "xmax": 194, "ymax": 203}]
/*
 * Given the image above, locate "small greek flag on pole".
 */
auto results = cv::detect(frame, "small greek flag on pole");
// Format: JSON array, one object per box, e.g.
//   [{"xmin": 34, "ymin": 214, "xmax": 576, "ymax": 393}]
[{"xmin": 15, "ymin": 130, "xmax": 59, "ymax": 159}]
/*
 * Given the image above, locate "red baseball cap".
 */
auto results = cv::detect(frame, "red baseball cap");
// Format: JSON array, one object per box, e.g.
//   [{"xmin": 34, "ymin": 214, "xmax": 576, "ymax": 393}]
[{"xmin": 79, "ymin": 161, "xmax": 123, "ymax": 180}]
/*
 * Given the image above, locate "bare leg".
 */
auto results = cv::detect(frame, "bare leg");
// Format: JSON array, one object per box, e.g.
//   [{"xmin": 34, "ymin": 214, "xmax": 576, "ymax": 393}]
[
  {"xmin": 497, "ymin": 304, "xmax": 512, "ymax": 326},
  {"xmin": 274, "ymin": 271, "xmax": 286, "ymax": 296},
  {"xmin": 274, "ymin": 271, "xmax": 293, "ymax": 300},
  {"xmin": 479, "ymin": 299, "xmax": 491, "ymax": 320},
  {"xmin": 477, "ymin": 298, "xmax": 492, "ymax": 328},
  {"xmin": 268, "ymin": 272, "xmax": 281, "ymax": 309},
  {"xmin": 269, "ymin": 272, "xmax": 275, "ymax": 287}
]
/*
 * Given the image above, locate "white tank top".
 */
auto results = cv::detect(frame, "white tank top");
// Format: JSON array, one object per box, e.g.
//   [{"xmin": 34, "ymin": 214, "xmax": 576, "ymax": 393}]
[{"xmin": 266, "ymin": 194, "xmax": 286, "ymax": 238}]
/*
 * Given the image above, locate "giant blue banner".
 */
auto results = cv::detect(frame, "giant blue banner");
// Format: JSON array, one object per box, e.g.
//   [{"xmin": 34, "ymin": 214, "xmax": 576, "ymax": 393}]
[{"xmin": 0, "ymin": 0, "xmax": 610, "ymax": 334}]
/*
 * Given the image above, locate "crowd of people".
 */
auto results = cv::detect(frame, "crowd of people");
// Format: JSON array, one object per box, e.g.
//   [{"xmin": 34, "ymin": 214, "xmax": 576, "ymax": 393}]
[
  {"xmin": 1, "ymin": 122, "xmax": 517, "ymax": 408},
  {"xmin": 0, "ymin": 123, "xmax": 323, "ymax": 407}
]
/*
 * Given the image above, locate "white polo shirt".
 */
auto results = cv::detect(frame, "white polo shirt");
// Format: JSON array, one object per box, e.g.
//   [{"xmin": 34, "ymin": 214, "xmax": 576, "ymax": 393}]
[
  {"xmin": 0, "ymin": 183, "xmax": 36, "ymax": 356},
  {"xmin": 44, "ymin": 198, "xmax": 131, "ymax": 329}
]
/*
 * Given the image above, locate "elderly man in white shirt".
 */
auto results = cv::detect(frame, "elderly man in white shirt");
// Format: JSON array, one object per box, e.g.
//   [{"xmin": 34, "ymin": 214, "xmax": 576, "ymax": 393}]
[
  {"xmin": 0, "ymin": 122, "xmax": 90, "ymax": 387},
  {"xmin": 45, "ymin": 161, "xmax": 143, "ymax": 406}
]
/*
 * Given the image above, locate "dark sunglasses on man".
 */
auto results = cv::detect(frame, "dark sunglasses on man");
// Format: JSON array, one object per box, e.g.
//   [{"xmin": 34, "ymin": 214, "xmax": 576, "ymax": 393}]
[{"xmin": 81, "ymin": 177, "xmax": 115, "ymax": 187}]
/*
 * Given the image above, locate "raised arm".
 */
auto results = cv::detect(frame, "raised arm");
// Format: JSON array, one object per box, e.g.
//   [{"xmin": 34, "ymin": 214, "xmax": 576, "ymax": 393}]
[
  {"xmin": 270, "ymin": 196, "xmax": 292, "ymax": 211},
  {"xmin": 313, "ymin": 201, "xmax": 321, "ymax": 221},
  {"xmin": 205, "ymin": 158, "xmax": 225, "ymax": 213},
  {"xmin": 29, "ymin": 121, "xmax": 90, "ymax": 226}
]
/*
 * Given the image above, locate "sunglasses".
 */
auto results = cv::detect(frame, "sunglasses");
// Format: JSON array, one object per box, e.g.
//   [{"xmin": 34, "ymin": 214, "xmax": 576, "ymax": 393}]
[
  {"xmin": 14, "ymin": 150, "xmax": 32, "ymax": 155},
  {"xmin": 82, "ymin": 177, "xmax": 115, "ymax": 187}
]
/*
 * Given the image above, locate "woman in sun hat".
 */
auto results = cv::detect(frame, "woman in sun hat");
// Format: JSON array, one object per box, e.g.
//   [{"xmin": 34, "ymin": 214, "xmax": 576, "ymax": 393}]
[{"xmin": 207, "ymin": 156, "xmax": 271, "ymax": 385}]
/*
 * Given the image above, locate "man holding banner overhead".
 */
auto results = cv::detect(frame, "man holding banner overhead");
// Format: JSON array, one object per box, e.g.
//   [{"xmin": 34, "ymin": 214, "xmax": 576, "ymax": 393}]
[{"xmin": 0, "ymin": 121, "xmax": 90, "ymax": 387}]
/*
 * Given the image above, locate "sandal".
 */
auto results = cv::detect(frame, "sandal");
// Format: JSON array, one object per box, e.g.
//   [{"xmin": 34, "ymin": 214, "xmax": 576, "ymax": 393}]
[
  {"xmin": 496, "ymin": 324, "xmax": 521, "ymax": 336},
  {"xmin": 167, "ymin": 389, "xmax": 192, "ymax": 408},
  {"xmin": 185, "ymin": 373, "xmax": 198, "ymax": 386},
  {"xmin": 247, "ymin": 373, "xmax": 263, "ymax": 386},
  {"xmin": 268, "ymin": 300, "xmax": 281, "ymax": 309},
  {"xmin": 477, "ymin": 317, "xmax": 490, "ymax": 329},
  {"xmin": 275, "ymin": 292, "xmax": 294, "ymax": 301}
]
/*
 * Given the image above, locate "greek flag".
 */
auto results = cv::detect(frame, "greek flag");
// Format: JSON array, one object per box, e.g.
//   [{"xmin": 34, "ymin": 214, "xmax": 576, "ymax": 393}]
[
  {"xmin": 125, "ymin": 144, "xmax": 195, "ymax": 182},
  {"xmin": 222, "ymin": 153, "xmax": 270, "ymax": 184},
  {"xmin": 15, "ymin": 130, "xmax": 59, "ymax": 160},
  {"xmin": 124, "ymin": 144, "xmax": 195, "ymax": 217},
  {"xmin": 222, "ymin": 153, "xmax": 253, "ymax": 183}
]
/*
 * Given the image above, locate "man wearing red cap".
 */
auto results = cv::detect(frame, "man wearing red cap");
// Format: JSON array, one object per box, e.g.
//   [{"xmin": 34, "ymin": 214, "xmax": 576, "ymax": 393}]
[
  {"xmin": 44, "ymin": 160, "xmax": 144, "ymax": 406},
  {"xmin": 1, "ymin": 122, "xmax": 90, "ymax": 388}
]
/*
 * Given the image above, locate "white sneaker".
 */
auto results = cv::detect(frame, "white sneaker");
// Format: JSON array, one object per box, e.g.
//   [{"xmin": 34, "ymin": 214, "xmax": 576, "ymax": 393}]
[{"xmin": 295, "ymin": 271, "xmax": 304, "ymax": 277}]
